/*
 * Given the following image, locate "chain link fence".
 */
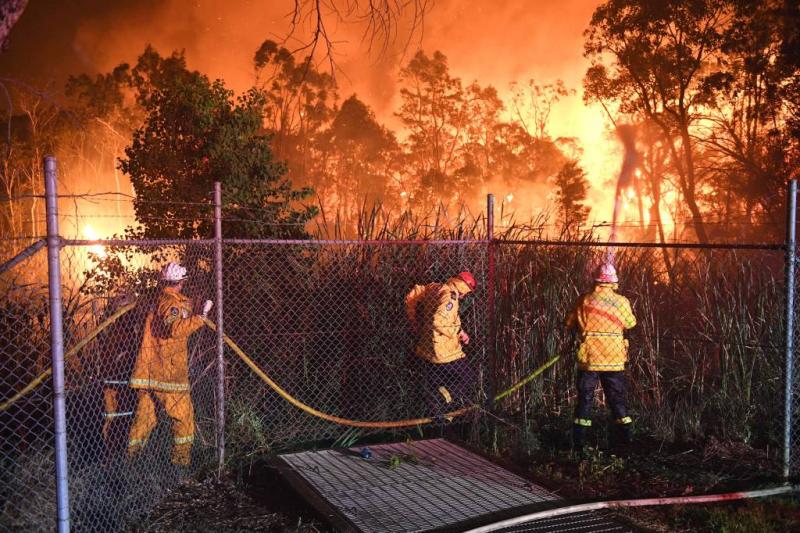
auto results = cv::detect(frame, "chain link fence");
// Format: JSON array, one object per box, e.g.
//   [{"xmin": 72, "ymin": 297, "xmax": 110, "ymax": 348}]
[
  {"xmin": 1, "ymin": 166, "xmax": 799, "ymax": 531},
  {"xmin": 222, "ymin": 241, "xmax": 488, "ymax": 452},
  {"xmin": 0, "ymin": 240, "xmax": 221, "ymax": 532},
  {"xmin": 492, "ymin": 242, "xmax": 786, "ymax": 467},
  {"xmin": 0, "ymin": 242, "xmax": 53, "ymax": 532}
]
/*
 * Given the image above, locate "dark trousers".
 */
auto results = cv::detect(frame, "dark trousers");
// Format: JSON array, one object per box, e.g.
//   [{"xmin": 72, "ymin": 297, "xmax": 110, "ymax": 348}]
[
  {"xmin": 421, "ymin": 358, "xmax": 476, "ymax": 415},
  {"xmin": 574, "ymin": 370, "xmax": 628, "ymax": 421}
]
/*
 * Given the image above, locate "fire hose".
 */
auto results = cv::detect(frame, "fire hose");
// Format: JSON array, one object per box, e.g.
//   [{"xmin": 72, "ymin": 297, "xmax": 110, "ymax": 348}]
[
  {"xmin": 462, "ymin": 484, "xmax": 799, "ymax": 533},
  {"xmin": 0, "ymin": 303, "xmax": 136, "ymax": 411},
  {"xmin": 0, "ymin": 305, "xmax": 561, "ymax": 427},
  {"xmin": 204, "ymin": 319, "xmax": 560, "ymax": 428}
]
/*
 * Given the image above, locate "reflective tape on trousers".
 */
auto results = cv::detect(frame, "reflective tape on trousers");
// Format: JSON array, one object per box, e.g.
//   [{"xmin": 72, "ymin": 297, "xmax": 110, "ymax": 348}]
[
  {"xmin": 129, "ymin": 378, "xmax": 190, "ymax": 392},
  {"xmin": 103, "ymin": 411, "xmax": 134, "ymax": 418},
  {"xmin": 174, "ymin": 435, "xmax": 194, "ymax": 445}
]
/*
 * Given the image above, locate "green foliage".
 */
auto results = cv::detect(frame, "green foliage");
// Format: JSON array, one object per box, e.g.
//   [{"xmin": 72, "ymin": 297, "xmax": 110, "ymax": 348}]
[
  {"xmin": 387, "ymin": 452, "xmax": 420, "ymax": 470},
  {"xmin": 119, "ymin": 47, "xmax": 317, "ymax": 240}
]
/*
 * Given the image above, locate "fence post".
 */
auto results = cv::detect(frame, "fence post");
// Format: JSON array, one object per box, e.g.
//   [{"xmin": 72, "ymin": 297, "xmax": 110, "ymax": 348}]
[
  {"xmin": 784, "ymin": 178, "xmax": 797, "ymax": 480},
  {"xmin": 44, "ymin": 156, "xmax": 70, "ymax": 532},
  {"xmin": 214, "ymin": 182, "xmax": 225, "ymax": 477},
  {"xmin": 486, "ymin": 194, "xmax": 496, "ymax": 408}
]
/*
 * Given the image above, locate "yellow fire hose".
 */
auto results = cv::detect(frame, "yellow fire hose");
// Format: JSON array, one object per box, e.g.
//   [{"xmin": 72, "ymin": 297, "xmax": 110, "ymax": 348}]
[
  {"xmin": 493, "ymin": 354, "xmax": 561, "ymax": 402},
  {"xmin": 0, "ymin": 303, "xmax": 136, "ymax": 412},
  {"xmin": 0, "ymin": 304, "xmax": 561, "ymax": 428},
  {"xmin": 203, "ymin": 320, "xmax": 476, "ymax": 428},
  {"xmin": 204, "ymin": 320, "xmax": 561, "ymax": 428}
]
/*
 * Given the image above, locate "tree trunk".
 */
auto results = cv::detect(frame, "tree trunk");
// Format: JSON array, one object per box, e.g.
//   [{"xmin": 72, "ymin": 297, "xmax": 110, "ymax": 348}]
[{"xmin": 678, "ymin": 125, "xmax": 709, "ymax": 243}]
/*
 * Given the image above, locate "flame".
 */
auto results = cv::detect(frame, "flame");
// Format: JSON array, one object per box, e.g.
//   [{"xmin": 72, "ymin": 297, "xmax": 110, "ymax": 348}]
[
  {"xmin": 505, "ymin": 193, "xmax": 513, "ymax": 203},
  {"xmin": 83, "ymin": 225, "xmax": 107, "ymax": 258}
]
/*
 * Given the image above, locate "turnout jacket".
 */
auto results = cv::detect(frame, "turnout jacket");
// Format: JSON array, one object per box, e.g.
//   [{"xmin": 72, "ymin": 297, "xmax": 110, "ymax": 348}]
[
  {"xmin": 566, "ymin": 283, "xmax": 637, "ymax": 372},
  {"xmin": 405, "ymin": 277, "xmax": 471, "ymax": 364},
  {"xmin": 129, "ymin": 286, "xmax": 205, "ymax": 392}
]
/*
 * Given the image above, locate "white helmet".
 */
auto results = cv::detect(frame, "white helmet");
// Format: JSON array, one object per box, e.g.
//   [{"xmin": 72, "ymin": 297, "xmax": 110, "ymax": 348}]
[
  {"xmin": 161, "ymin": 262, "xmax": 187, "ymax": 282},
  {"xmin": 594, "ymin": 262, "xmax": 618, "ymax": 284}
]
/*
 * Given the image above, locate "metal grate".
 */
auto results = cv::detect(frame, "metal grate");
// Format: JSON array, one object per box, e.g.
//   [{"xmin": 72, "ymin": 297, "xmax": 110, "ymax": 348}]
[{"xmin": 278, "ymin": 439, "xmax": 631, "ymax": 533}]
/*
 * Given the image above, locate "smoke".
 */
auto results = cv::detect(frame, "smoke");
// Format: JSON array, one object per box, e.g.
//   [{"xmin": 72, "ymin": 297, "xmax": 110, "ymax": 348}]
[{"xmin": 2, "ymin": 0, "xmax": 620, "ymax": 232}]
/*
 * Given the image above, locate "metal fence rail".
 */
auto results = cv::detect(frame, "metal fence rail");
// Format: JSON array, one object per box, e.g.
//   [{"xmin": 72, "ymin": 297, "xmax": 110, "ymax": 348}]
[
  {"xmin": 222, "ymin": 239, "xmax": 488, "ymax": 450},
  {"xmin": 0, "ymin": 157, "xmax": 798, "ymax": 531}
]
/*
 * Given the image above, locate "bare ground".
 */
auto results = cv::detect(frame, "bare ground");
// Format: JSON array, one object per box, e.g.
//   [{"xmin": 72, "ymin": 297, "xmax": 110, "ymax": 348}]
[{"xmin": 134, "ymin": 436, "xmax": 800, "ymax": 532}]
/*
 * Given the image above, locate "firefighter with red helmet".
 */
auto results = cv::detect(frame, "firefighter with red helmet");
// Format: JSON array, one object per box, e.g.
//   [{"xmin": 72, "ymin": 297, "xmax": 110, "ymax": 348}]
[
  {"xmin": 127, "ymin": 263, "xmax": 213, "ymax": 466},
  {"xmin": 567, "ymin": 262, "xmax": 637, "ymax": 453},
  {"xmin": 405, "ymin": 271, "xmax": 477, "ymax": 416}
]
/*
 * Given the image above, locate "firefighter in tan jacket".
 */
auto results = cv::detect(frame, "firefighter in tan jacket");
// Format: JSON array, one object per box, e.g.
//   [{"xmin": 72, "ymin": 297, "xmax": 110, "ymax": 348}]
[
  {"xmin": 405, "ymin": 272, "xmax": 477, "ymax": 415},
  {"xmin": 127, "ymin": 263, "xmax": 212, "ymax": 466},
  {"xmin": 566, "ymin": 262, "xmax": 636, "ymax": 453}
]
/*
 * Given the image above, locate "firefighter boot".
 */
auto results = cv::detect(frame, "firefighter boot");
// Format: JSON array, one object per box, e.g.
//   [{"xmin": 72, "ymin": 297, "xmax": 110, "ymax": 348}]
[
  {"xmin": 572, "ymin": 422, "xmax": 588, "ymax": 457},
  {"xmin": 610, "ymin": 421, "xmax": 632, "ymax": 455}
]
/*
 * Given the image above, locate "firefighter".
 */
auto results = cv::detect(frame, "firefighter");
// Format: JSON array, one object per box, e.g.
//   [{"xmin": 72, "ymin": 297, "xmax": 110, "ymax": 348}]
[
  {"xmin": 405, "ymin": 271, "xmax": 477, "ymax": 417},
  {"xmin": 127, "ymin": 263, "xmax": 213, "ymax": 466},
  {"xmin": 99, "ymin": 292, "xmax": 141, "ymax": 452},
  {"xmin": 566, "ymin": 262, "xmax": 637, "ymax": 453}
]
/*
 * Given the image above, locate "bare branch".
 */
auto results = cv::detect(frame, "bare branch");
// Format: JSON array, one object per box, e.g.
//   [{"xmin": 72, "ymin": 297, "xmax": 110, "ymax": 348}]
[{"xmin": 285, "ymin": 0, "xmax": 432, "ymax": 74}]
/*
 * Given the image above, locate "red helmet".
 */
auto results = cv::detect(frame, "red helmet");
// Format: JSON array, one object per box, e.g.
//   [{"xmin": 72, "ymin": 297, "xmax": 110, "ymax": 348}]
[{"xmin": 457, "ymin": 271, "xmax": 477, "ymax": 291}]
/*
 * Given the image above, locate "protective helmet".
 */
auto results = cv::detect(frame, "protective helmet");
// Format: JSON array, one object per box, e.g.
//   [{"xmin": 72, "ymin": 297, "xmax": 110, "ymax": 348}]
[
  {"xmin": 161, "ymin": 262, "xmax": 187, "ymax": 282},
  {"xmin": 457, "ymin": 271, "xmax": 477, "ymax": 291},
  {"xmin": 594, "ymin": 263, "xmax": 618, "ymax": 284}
]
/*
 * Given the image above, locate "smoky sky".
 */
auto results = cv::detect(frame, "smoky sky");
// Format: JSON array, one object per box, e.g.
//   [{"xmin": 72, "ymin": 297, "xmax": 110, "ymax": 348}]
[
  {"xmin": 0, "ymin": 0, "xmax": 618, "ymax": 221},
  {"xmin": 1, "ymin": 0, "xmax": 601, "ymax": 114}
]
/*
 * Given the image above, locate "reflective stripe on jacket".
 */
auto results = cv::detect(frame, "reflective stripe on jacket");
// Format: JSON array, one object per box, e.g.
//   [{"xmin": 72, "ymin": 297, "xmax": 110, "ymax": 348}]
[
  {"xmin": 129, "ymin": 286, "xmax": 204, "ymax": 392},
  {"xmin": 405, "ymin": 277, "xmax": 470, "ymax": 364},
  {"xmin": 566, "ymin": 284, "xmax": 636, "ymax": 372}
]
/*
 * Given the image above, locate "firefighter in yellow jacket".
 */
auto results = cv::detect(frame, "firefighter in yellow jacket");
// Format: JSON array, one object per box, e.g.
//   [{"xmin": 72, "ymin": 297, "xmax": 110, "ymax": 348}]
[
  {"xmin": 405, "ymin": 272, "xmax": 477, "ymax": 415},
  {"xmin": 566, "ymin": 262, "xmax": 636, "ymax": 452},
  {"xmin": 127, "ymin": 263, "xmax": 213, "ymax": 466}
]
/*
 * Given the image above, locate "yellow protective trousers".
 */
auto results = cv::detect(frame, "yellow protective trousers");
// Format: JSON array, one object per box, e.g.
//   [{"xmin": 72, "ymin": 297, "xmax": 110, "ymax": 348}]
[{"xmin": 127, "ymin": 389, "xmax": 194, "ymax": 465}]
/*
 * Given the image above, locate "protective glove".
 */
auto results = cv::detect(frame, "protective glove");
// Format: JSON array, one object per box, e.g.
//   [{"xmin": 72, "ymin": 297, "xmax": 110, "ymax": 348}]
[{"xmin": 202, "ymin": 300, "xmax": 214, "ymax": 319}]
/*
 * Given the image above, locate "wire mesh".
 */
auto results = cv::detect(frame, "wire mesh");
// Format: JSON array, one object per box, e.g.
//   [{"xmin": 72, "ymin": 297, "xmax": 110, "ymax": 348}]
[
  {"xmin": 0, "ymin": 243, "xmax": 54, "ymax": 531},
  {"xmin": 494, "ymin": 241, "xmax": 786, "ymax": 465},
  {"xmin": 70, "ymin": 242, "xmax": 218, "ymax": 532},
  {"xmin": 0, "ymin": 241, "xmax": 218, "ymax": 532},
  {"xmin": 1, "ymin": 215, "xmax": 798, "ymax": 530},
  {"xmin": 222, "ymin": 241, "xmax": 489, "ymax": 452}
]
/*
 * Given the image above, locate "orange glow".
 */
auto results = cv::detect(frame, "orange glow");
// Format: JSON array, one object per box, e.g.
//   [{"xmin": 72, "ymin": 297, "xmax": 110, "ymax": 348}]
[{"xmin": 83, "ymin": 225, "xmax": 107, "ymax": 258}]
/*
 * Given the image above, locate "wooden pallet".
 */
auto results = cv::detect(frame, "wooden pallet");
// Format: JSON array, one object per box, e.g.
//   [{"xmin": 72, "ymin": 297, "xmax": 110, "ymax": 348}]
[{"xmin": 277, "ymin": 439, "xmax": 632, "ymax": 532}]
